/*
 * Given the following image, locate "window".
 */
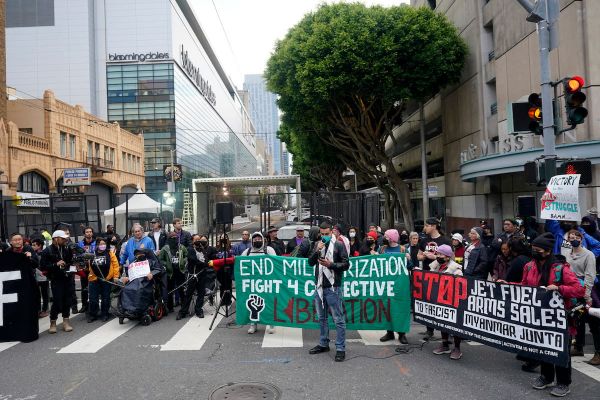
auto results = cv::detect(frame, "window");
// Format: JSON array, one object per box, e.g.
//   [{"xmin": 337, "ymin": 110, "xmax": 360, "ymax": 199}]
[
  {"xmin": 19, "ymin": 128, "xmax": 33, "ymax": 134},
  {"xmin": 122, "ymin": 152, "xmax": 126, "ymax": 170},
  {"xmin": 18, "ymin": 171, "xmax": 49, "ymax": 194},
  {"xmin": 104, "ymin": 145, "xmax": 109, "ymax": 162},
  {"xmin": 69, "ymin": 134, "xmax": 76, "ymax": 159},
  {"xmin": 110, "ymin": 148, "xmax": 115, "ymax": 163},
  {"xmin": 7, "ymin": 0, "xmax": 55, "ymax": 28},
  {"xmin": 95, "ymin": 143, "xmax": 100, "ymax": 159},
  {"xmin": 87, "ymin": 141, "xmax": 93, "ymax": 160},
  {"xmin": 60, "ymin": 131, "xmax": 67, "ymax": 157}
]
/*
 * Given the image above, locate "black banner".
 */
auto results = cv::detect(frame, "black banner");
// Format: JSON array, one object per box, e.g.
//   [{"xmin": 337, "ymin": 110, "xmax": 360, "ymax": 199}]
[
  {"xmin": 412, "ymin": 271, "xmax": 569, "ymax": 367},
  {"xmin": 0, "ymin": 252, "xmax": 39, "ymax": 343}
]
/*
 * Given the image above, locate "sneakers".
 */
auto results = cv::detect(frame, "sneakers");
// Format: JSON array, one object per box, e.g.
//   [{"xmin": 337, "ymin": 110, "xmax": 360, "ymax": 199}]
[
  {"xmin": 587, "ymin": 352, "xmax": 600, "ymax": 366},
  {"xmin": 101, "ymin": 315, "xmax": 110, "ymax": 322},
  {"xmin": 433, "ymin": 344, "xmax": 451, "ymax": 355},
  {"xmin": 196, "ymin": 309, "xmax": 204, "ymax": 318},
  {"xmin": 532, "ymin": 376, "xmax": 553, "ymax": 390},
  {"xmin": 550, "ymin": 384, "xmax": 570, "ymax": 397},
  {"xmin": 309, "ymin": 345, "xmax": 330, "ymax": 354},
  {"xmin": 521, "ymin": 361, "xmax": 541, "ymax": 373},
  {"xmin": 176, "ymin": 313, "xmax": 188, "ymax": 321},
  {"xmin": 247, "ymin": 324, "xmax": 257, "ymax": 334},
  {"xmin": 422, "ymin": 330, "xmax": 434, "ymax": 341},
  {"xmin": 335, "ymin": 351, "xmax": 345, "ymax": 362},
  {"xmin": 380, "ymin": 331, "xmax": 395, "ymax": 342},
  {"xmin": 266, "ymin": 325, "xmax": 275, "ymax": 334},
  {"xmin": 450, "ymin": 348, "xmax": 462, "ymax": 360}
]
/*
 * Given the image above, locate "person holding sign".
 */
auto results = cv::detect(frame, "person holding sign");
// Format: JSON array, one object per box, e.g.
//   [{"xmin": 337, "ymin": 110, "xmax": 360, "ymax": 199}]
[
  {"xmin": 243, "ymin": 232, "xmax": 276, "ymax": 334},
  {"xmin": 429, "ymin": 244, "xmax": 464, "ymax": 360},
  {"xmin": 308, "ymin": 222, "xmax": 350, "ymax": 362},
  {"xmin": 379, "ymin": 229, "xmax": 409, "ymax": 345},
  {"xmin": 39, "ymin": 230, "xmax": 75, "ymax": 334},
  {"xmin": 518, "ymin": 233, "xmax": 584, "ymax": 397}
]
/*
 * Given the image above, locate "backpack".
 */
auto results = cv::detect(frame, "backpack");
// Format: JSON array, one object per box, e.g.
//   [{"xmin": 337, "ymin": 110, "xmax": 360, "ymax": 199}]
[{"xmin": 242, "ymin": 247, "xmax": 268, "ymax": 256}]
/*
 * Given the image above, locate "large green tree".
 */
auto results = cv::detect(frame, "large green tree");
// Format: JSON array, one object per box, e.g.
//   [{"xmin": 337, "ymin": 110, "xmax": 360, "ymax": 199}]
[{"xmin": 266, "ymin": 3, "xmax": 467, "ymax": 230}]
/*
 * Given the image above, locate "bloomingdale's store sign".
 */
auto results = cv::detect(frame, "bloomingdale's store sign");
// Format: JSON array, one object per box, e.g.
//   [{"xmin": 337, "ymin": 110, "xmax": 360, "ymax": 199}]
[
  {"xmin": 107, "ymin": 51, "xmax": 170, "ymax": 63},
  {"xmin": 180, "ymin": 45, "xmax": 217, "ymax": 107}
]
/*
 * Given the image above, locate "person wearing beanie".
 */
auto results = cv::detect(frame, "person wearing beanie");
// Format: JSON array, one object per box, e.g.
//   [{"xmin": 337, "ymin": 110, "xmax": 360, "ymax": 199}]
[
  {"xmin": 379, "ymin": 229, "xmax": 409, "ymax": 345},
  {"xmin": 516, "ymin": 231, "xmax": 584, "ymax": 397},
  {"xmin": 451, "ymin": 233, "xmax": 465, "ymax": 265},
  {"xmin": 545, "ymin": 218, "xmax": 600, "ymax": 258},
  {"xmin": 360, "ymin": 230, "xmax": 380, "ymax": 255},
  {"xmin": 463, "ymin": 227, "xmax": 489, "ymax": 279},
  {"xmin": 367, "ymin": 223, "xmax": 384, "ymax": 246},
  {"xmin": 430, "ymin": 244, "xmax": 464, "ymax": 360}
]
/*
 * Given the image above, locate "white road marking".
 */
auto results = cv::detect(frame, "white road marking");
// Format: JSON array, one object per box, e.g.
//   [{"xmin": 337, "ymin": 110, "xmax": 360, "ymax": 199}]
[
  {"xmin": 465, "ymin": 341, "xmax": 483, "ymax": 346},
  {"xmin": 357, "ymin": 330, "xmax": 396, "ymax": 346},
  {"xmin": 161, "ymin": 313, "xmax": 223, "ymax": 351},
  {"xmin": 0, "ymin": 305, "xmax": 82, "ymax": 353},
  {"xmin": 572, "ymin": 354, "xmax": 600, "ymax": 382},
  {"xmin": 261, "ymin": 326, "xmax": 303, "ymax": 348},
  {"xmin": 57, "ymin": 318, "xmax": 135, "ymax": 354}
]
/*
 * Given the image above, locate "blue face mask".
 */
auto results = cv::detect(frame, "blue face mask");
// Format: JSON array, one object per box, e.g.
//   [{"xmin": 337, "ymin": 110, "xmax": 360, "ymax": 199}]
[{"xmin": 321, "ymin": 235, "xmax": 331, "ymax": 245}]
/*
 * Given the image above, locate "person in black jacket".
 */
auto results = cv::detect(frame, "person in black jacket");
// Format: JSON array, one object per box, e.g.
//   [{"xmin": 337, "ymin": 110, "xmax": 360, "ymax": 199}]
[
  {"xmin": 40, "ymin": 230, "xmax": 75, "ymax": 334},
  {"xmin": 464, "ymin": 227, "xmax": 489, "ymax": 279},
  {"xmin": 172, "ymin": 218, "xmax": 192, "ymax": 248},
  {"xmin": 308, "ymin": 222, "xmax": 350, "ymax": 362},
  {"xmin": 149, "ymin": 218, "xmax": 167, "ymax": 253},
  {"xmin": 178, "ymin": 234, "xmax": 212, "ymax": 319},
  {"xmin": 285, "ymin": 227, "xmax": 311, "ymax": 257},
  {"xmin": 266, "ymin": 226, "xmax": 285, "ymax": 255}
]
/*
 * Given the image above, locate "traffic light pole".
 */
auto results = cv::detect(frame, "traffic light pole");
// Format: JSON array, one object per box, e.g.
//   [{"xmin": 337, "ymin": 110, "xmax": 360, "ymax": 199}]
[{"xmin": 517, "ymin": 0, "xmax": 558, "ymax": 181}]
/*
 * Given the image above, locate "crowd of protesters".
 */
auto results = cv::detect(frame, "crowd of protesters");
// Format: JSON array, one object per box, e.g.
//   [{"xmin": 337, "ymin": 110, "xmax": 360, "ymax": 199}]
[{"xmin": 2, "ymin": 208, "xmax": 600, "ymax": 396}]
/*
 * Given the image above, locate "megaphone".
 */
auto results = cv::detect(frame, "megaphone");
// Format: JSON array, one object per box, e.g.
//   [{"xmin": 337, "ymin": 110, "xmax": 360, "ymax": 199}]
[{"xmin": 589, "ymin": 307, "xmax": 600, "ymax": 319}]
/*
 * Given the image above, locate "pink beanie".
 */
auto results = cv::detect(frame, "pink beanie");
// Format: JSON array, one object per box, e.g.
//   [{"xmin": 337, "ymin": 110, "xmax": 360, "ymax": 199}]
[{"xmin": 385, "ymin": 229, "xmax": 399, "ymax": 244}]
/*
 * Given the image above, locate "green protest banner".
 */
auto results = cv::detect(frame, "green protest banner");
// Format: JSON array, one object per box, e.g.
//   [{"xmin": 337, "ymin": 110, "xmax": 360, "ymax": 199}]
[{"xmin": 235, "ymin": 253, "xmax": 411, "ymax": 332}]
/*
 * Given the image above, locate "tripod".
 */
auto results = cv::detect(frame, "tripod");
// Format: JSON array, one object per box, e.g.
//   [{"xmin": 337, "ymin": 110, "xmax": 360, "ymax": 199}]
[{"xmin": 209, "ymin": 223, "xmax": 235, "ymax": 330}]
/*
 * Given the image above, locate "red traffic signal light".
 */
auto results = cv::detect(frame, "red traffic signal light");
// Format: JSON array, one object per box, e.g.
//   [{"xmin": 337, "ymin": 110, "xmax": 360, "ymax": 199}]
[
  {"xmin": 563, "ymin": 76, "xmax": 588, "ymax": 126},
  {"xmin": 558, "ymin": 159, "xmax": 592, "ymax": 185},
  {"xmin": 527, "ymin": 93, "xmax": 542, "ymax": 134}
]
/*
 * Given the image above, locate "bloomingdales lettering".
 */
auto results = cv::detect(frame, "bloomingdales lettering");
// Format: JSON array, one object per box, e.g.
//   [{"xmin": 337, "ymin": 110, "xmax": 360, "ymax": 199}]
[
  {"xmin": 180, "ymin": 45, "xmax": 217, "ymax": 106},
  {"xmin": 108, "ymin": 52, "xmax": 169, "ymax": 63}
]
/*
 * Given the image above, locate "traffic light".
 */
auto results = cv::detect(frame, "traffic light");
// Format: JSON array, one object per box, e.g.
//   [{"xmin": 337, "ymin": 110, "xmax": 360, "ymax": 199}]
[
  {"xmin": 527, "ymin": 93, "xmax": 543, "ymax": 135},
  {"xmin": 563, "ymin": 76, "xmax": 588, "ymax": 126},
  {"xmin": 558, "ymin": 159, "xmax": 592, "ymax": 185}
]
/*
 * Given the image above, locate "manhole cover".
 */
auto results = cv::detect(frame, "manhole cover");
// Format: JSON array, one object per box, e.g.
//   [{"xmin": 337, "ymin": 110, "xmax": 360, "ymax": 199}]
[{"xmin": 209, "ymin": 382, "xmax": 281, "ymax": 400}]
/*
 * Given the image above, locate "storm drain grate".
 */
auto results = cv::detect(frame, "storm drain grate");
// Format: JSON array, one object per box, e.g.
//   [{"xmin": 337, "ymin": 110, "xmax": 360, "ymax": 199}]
[{"xmin": 209, "ymin": 382, "xmax": 281, "ymax": 400}]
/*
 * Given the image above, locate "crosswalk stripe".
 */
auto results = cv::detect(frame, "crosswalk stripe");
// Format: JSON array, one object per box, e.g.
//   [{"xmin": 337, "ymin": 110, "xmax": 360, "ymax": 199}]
[
  {"xmin": 261, "ymin": 326, "xmax": 303, "ymax": 348},
  {"xmin": 57, "ymin": 318, "xmax": 136, "ymax": 354},
  {"xmin": 572, "ymin": 354, "xmax": 600, "ymax": 382},
  {"xmin": 357, "ymin": 330, "xmax": 393, "ymax": 346},
  {"xmin": 0, "ymin": 305, "xmax": 83, "ymax": 354},
  {"xmin": 160, "ymin": 313, "xmax": 223, "ymax": 351}
]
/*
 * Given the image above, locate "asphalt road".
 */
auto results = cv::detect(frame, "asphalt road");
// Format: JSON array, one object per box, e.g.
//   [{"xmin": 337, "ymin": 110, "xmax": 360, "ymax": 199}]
[{"xmin": 1, "ymin": 300, "xmax": 599, "ymax": 400}]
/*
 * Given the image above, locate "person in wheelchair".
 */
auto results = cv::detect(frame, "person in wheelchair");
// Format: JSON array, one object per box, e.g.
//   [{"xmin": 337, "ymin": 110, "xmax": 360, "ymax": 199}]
[
  {"xmin": 118, "ymin": 248, "xmax": 166, "ymax": 324},
  {"xmin": 177, "ymin": 234, "xmax": 214, "ymax": 320}
]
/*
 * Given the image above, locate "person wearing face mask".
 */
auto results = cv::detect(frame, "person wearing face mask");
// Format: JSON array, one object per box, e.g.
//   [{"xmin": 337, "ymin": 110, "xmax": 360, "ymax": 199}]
[
  {"xmin": 545, "ymin": 219, "xmax": 600, "ymax": 258},
  {"xmin": 429, "ymin": 244, "xmax": 464, "ymax": 360},
  {"xmin": 564, "ymin": 230, "xmax": 596, "ymax": 358},
  {"xmin": 359, "ymin": 231, "xmax": 379, "ymax": 255},
  {"xmin": 379, "ymin": 229, "xmax": 409, "ymax": 345},
  {"xmin": 348, "ymin": 226, "xmax": 361, "ymax": 257},
  {"xmin": 209, "ymin": 234, "xmax": 235, "ymax": 306},
  {"xmin": 513, "ymin": 232, "xmax": 584, "ymax": 397},
  {"xmin": 161, "ymin": 231, "xmax": 188, "ymax": 313},
  {"xmin": 177, "ymin": 234, "xmax": 211, "ymax": 320},
  {"xmin": 580, "ymin": 216, "xmax": 600, "ymax": 241},
  {"xmin": 243, "ymin": 232, "xmax": 277, "ymax": 333},
  {"xmin": 399, "ymin": 230, "xmax": 409, "ymax": 246},
  {"xmin": 87, "ymin": 237, "xmax": 120, "ymax": 322}
]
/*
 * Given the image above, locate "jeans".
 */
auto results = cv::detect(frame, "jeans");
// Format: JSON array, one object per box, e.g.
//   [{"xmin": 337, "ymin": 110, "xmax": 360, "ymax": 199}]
[
  {"xmin": 50, "ymin": 279, "xmax": 73, "ymax": 320},
  {"xmin": 314, "ymin": 286, "xmax": 346, "ymax": 352},
  {"xmin": 88, "ymin": 280, "xmax": 111, "ymax": 318}
]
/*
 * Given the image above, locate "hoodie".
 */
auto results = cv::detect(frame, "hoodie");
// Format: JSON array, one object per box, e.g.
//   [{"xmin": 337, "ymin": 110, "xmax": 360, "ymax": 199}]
[
  {"xmin": 581, "ymin": 216, "xmax": 600, "ymax": 241},
  {"xmin": 242, "ymin": 232, "xmax": 276, "ymax": 256}
]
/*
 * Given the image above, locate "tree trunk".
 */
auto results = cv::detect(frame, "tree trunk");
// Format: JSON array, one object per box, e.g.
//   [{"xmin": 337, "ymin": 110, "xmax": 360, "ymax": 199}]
[{"xmin": 384, "ymin": 159, "xmax": 414, "ymax": 232}]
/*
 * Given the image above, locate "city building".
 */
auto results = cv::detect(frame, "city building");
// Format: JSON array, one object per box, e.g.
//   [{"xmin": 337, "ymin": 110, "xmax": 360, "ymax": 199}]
[
  {"xmin": 1, "ymin": 90, "xmax": 144, "ymax": 235},
  {"xmin": 243, "ymin": 74, "xmax": 285, "ymax": 175},
  {"xmin": 6, "ymin": 0, "xmax": 257, "ymax": 193},
  {"xmin": 388, "ymin": 0, "xmax": 600, "ymax": 234}
]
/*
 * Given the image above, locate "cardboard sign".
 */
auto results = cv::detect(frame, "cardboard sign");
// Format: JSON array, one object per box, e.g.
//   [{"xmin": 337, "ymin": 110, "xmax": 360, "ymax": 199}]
[
  {"xmin": 540, "ymin": 174, "xmax": 581, "ymax": 221},
  {"xmin": 128, "ymin": 260, "xmax": 151, "ymax": 281}
]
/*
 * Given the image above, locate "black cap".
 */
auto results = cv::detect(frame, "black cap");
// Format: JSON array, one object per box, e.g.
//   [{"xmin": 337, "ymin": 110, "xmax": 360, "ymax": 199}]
[
  {"xmin": 150, "ymin": 218, "xmax": 160, "ymax": 224},
  {"xmin": 267, "ymin": 226, "xmax": 278, "ymax": 233}
]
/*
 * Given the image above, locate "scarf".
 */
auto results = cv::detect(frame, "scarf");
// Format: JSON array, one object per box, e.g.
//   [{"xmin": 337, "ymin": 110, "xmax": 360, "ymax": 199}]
[{"xmin": 316, "ymin": 234, "xmax": 337, "ymax": 306}]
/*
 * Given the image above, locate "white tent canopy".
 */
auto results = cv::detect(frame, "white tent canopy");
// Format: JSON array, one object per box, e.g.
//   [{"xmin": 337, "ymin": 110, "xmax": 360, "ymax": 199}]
[{"xmin": 103, "ymin": 189, "xmax": 174, "ymax": 234}]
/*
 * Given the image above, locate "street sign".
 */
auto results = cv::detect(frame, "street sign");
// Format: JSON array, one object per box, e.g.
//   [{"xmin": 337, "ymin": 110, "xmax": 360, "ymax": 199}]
[
  {"xmin": 15, "ymin": 193, "xmax": 50, "ymax": 208},
  {"xmin": 63, "ymin": 168, "xmax": 91, "ymax": 186}
]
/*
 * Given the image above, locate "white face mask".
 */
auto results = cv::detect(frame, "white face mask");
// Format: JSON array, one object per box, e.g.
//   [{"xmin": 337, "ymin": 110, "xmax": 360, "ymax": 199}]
[{"xmin": 349, "ymin": 232, "xmax": 356, "ymax": 238}]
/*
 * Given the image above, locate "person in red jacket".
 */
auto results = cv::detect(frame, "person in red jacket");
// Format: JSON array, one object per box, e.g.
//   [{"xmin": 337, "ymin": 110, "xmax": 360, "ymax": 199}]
[{"xmin": 521, "ymin": 232, "xmax": 584, "ymax": 397}]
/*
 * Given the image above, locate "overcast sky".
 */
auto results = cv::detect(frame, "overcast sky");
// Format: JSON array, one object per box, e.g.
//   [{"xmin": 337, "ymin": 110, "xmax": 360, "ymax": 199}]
[{"xmin": 190, "ymin": 0, "xmax": 410, "ymax": 88}]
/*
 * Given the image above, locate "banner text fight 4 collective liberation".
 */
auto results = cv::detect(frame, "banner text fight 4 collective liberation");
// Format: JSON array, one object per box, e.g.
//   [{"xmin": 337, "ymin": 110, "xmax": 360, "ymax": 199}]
[
  {"xmin": 412, "ymin": 270, "xmax": 569, "ymax": 366},
  {"xmin": 235, "ymin": 254, "xmax": 411, "ymax": 332}
]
